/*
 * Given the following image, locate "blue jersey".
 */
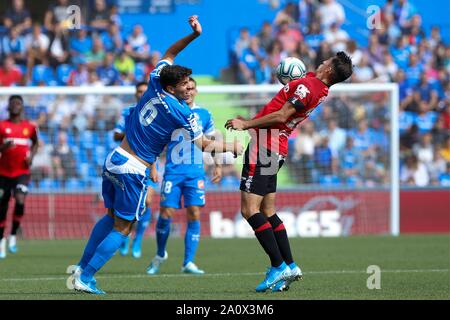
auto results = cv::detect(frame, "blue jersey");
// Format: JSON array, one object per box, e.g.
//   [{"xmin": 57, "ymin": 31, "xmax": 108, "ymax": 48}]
[
  {"xmin": 164, "ymin": 105, "xmax": 215, "ymax": 177},
  {"xmin": 125, "ymin": 60, "xmax": 203, "ymax": 164}
]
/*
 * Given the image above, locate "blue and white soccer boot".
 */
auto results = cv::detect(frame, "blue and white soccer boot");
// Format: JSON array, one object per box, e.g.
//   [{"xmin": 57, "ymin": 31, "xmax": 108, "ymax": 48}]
[
  {"xmin": 272, "ymin": 264, "xmax": 303, "ymax": 292},
  {"xmin": 0, "ymin": 238, "xmax": 6, "ymax": 259},
  {"xmin": 119, "ymin": 236, "xmax": 129, "ymax": 256},
  {"xmin": 66, "ymin": 265, "xmax": 97, "ymax": 290},
  {"xmin": 255, "ymin": 262, "xmax": 290, "ymax": 293},
  {"xmin": 8, "ymin": 235, "xmax": 17, "ymax": 253},
  {"xmin": 181, "ymin": 262, "xmax": 205, "ymax": 275},
  {"xmin": 73, "ymin": 276, "xmax": 105, "ymax": 295},
  {"xmin": 146, "ymin": 251, "xmax": 168, "ymax": 275},
  {"xmin": 131, "ymin": 241, "xmax": 142, "ymax": 259}
]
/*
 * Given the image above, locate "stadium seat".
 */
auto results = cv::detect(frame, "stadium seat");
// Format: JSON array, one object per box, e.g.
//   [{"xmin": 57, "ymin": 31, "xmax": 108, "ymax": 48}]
[
  {"xmin": 64, "ymin": 178, "xmax": 85, "ymax": 191},
  {"xmin": 319, "ymin": 175, "xmax": 341, "ymax": 186},
  {"xmin": 31, "ymin": 65, "xmax": 56, "ymax": 86},
  {"xmin": 39, "ymin": 178, "xmax": 61, "ymax": 190},
  {"xmin": 220, "ymin": 176, "xmax": 240, "ymax": 189},
  {"xmin": 56, "ymin": 64, "xmax": 74, "ymax": 85}
]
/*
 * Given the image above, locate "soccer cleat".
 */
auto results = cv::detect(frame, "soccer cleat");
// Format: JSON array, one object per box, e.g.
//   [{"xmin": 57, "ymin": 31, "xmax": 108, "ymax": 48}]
[
  {"xmin": 255, "ymin": 262, "xmax": 290, "ymax": 293},
  {"xmin": 8, "ymin": 235, "xmax": 17, "ymax": 253},
  {"xmin": 131, "ymin": 241, "xmax": 142, "ymax": 259},
  {"xmin": 66, "ymin": 265, "xmax": 97, "ymax": 290},
  {"xmin": 146, "ymin": 251, "xmax": 168, "ymax": 275},
  {"xmin": 119, "ymin": 236, "xmax": 129, "ymax": 256},
  {"xmin": 272, "ymin": 265, "xmax": 303, "ymax": 292},
  {"xmin": 73, "ymin": 276, "xmax": 105, "ymax": 295},
  {"xmin": 0, "ymin": 238, "xmax": 6, "ymax": 259},
  {"xmin": 181, "ymin": 262, "xmax": 205, "ymax": 275}
]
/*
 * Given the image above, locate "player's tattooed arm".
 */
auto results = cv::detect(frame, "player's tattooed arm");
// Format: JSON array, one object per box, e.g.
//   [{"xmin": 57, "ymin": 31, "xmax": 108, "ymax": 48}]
[
  {"xmin": 162, "ymin": 15, "xmax": 202, "ymax": 63},
  {"xmin": 225, "ymin": 101, "xmax": 297, "ymax": 130}
]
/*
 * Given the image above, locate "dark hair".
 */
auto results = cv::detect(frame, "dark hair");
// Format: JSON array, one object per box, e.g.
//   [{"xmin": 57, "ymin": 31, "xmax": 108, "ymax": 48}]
[
  {"xmin": 329, "ymin": 51, "xmax": 353, "ymax": 85},
  {"xmin": 135, "ymin": 81, "xmax": 147, "ymax": 90},
  {"xmin": 159, "ymin": 65, "xmax": 192, "ymax": 90},
  {"xmin": 9, "ymin": 95, "xmax": 23, "ymax": 104}
]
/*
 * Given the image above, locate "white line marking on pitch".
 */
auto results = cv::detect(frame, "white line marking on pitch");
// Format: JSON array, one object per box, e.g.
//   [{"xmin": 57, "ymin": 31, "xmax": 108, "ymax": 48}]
[{"xmin": 1, "ymin": 269, "xmax": 448, "ymax": 282}]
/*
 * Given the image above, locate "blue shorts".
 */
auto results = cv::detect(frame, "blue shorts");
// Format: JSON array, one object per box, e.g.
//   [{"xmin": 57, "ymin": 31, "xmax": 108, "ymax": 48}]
[
  {"xmin": 160, "ymin": 174, "xmax": 205, "ymax": 209},
  {"xmin": 102, "ymin": 147, "xmax": 150, "ymax": 221}
]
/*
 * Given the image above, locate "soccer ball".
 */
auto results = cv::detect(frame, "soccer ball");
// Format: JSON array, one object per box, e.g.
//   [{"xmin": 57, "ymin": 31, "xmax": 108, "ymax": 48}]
[{"xmin": 276, "ymin": 57, "xmax": 307, "ymax": 85}]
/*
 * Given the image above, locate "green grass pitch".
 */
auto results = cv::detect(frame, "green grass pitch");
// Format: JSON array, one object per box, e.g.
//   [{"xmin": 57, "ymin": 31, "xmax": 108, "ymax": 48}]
[{"xmin": 0, "ymin": 235, "xmax": 448, "ymax": 300}]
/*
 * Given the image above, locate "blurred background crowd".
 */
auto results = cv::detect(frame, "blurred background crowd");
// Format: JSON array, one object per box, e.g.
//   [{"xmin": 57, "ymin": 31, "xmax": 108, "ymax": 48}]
[{"xmin": 0, "ymin": 0, "xmax": 448, "ymax": 189}]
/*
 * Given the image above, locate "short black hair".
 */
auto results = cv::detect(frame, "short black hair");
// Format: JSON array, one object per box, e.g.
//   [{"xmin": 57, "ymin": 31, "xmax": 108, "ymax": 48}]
[
  {"xmin": 9, "ymin": 95, "xmax": 23, "ymax": 104},
  {"xmin": 135, "ymin": 81, "xmax": 147, "ymax": 90},
  {"xmin": 160, "ymin": 65, "xmax": 192, "ymax": 91},
  {"xmin": 330, "ymin": 51, "xmax": 353, "ymax": 85}
]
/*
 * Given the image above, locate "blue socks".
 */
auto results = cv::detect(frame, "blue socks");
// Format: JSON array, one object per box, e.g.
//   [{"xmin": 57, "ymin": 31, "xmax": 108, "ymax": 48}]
[
  {"xmin": 184, "ymin": 220, "xmax": 200, "ymax": 266},
  {"xmin": 156, "ymin": 216, "xmax": 171, "ymax": 257},
  {"xmin": 133, "ymin": 208, "xmax": 151, "ymax": 249},
  {"xmin": 81, "ymin": 229, "xmax": 127, "ymax": 283},
  {"xmin": 78, "ymin": 214, "xmax": 114, "ymax": 269}
]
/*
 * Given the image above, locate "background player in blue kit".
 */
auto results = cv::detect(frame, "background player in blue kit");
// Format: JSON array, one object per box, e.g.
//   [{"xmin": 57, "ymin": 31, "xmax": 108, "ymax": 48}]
[
  {"xmin": 146, "ymin": 77, "xmax": 223, "ymax": 275},
  {"xmin": 113, "ymin": 81, "xmax": 158, "ymax": 259},
  {"xmin": 67, "ymin": 15, "xmax": 243, "ymax": 294}
]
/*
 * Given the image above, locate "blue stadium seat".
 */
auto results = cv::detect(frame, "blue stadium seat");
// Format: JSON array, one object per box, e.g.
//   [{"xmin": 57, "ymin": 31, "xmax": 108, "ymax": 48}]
[
  {"xmin": 220, "ymin": 176, "xmax": 240, "ymax": 189},
  {"xmin": 319, "ymin": 175, "xmax": 341, "ymax": 186},
  {"xmin": 94, "ymin": 145, "xmax": 106, "ymax": 166},
  {"xmin": 39, "ymin": 178, "xmax": 61, "ymax": 190},
  {"xmin": 56, "ymin": 64, "xmax": 73, "ymax": 85},
  {"xmin": 80, "ymin": 130, "xmax": 95, "ymax": 149},
  {"xmin": 134, "ymin": 62, "xmax": 147, "ymax": 82},
  {"xmin": 31, "ymin": 64, "xmax": 56, "ymax": 86},
  {"xmin": 64, "ymin": 178, "xmax": 85, "ymax": 191},
  {"xmin": 39, "ymin": 132, "xmax": 50, "ymax": 144}
]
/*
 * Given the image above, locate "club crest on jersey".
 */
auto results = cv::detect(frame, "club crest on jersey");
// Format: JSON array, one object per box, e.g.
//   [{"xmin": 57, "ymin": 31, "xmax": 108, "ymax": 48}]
[
  {"xmin": 197, "ymin": 180, "xmax": 204, "ymax": 189},
  {"xmin": 23, "ymin": 128, "xmax": 29, "ymax": 136},
  {"xmin": 295, "ymin": 84, "xmax": 310, "ymax": 99},
  {"xmin": 5, "ymin": 128, "xmax": 11, "ymax": 134},
  {"xmin": 189, "ymin": 115, "xmax": 200, "ymax": 132}
]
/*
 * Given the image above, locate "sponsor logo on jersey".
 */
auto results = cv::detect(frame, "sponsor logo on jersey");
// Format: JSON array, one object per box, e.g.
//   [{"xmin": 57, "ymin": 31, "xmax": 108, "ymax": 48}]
[
  {"xmin": 295, "ymin": 84, "xmax": 310, "ymax": 99},
  {"xmin": 198, "ymin": 180, "xmax": 204, "ymax": 189},
  {"xmin": 5, "ymin": 128, "xmax": 11, "ymax": 134}
]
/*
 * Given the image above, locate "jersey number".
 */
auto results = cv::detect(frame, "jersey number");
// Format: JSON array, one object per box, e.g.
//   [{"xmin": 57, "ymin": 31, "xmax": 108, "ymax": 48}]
[{"xmin": 139, "ymin": 98, "xmax": 160, "ymax": 126}]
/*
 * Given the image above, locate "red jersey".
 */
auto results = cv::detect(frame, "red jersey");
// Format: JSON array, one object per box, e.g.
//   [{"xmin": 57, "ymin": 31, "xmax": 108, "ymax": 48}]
[
  {"xmin": 0, "ymin": 120, "xmax": 37, "ymax": 177},
  {"xmin": 253, "ymin": 72, "xmax": 329, "ymax": 156}
]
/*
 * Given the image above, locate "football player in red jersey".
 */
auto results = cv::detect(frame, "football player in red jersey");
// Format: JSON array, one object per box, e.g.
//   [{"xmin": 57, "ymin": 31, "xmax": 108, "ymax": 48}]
[
  {"xmin": 225, "ymin": 52, "xmax": 353, "ymax": 292},
  {"xmin": 0, "ymin": 95, "xmax": 38, "ymax": 258}
]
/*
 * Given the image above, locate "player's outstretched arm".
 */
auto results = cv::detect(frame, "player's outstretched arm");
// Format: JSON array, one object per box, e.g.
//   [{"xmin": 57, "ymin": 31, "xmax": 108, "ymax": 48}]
[
  {"xmin": 194, "ymin": 136, "xmax": 243, "ymax": 158},
  {"xmin": 162, "ymin": 15, "xmax": 202, "ymax": 64},
  {"xmin": 225, "ymin": 101, "xmax": 298, "ymax": 130}
]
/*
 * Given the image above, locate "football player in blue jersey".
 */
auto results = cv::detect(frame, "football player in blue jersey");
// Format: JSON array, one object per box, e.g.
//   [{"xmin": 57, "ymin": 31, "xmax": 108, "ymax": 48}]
[
  {"xmin": 113, "ymin": 81, "xmax": 157, "ymax": 259},
  {"xmin": 146, "ymin": 77, "xmax": 222, "ymax": 275},
  {"xmin": 67, "ymin": 15, "xmax": 243, "ymax": 294}
]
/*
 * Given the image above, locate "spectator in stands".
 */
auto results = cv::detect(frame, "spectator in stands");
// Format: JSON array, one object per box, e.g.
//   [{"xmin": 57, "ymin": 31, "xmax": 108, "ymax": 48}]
[
  {"xmin": 238, "ymin": 37, "xmax": 267, "ymax": 84},
  {"xmin": 346, "ymin": 40, "xmax": 362, "ymax": 66},
  {"xmin": 276, "ymin": 20, "xmax": 302, "ymax": 55},
  {"xmin": 394, "ymin": 0, "xmax": 417, "ymax": 29},
  {"xmin": 70, "ymin": 28, "xmax": 93, "ymax": 64},
  {"xmin": 101, "ymin": 23, "xmax": 123, "ymax": 53},
  {"xmin": 320, "ymin": 119, "xmax": 346, "ymax": 158},
  {"xmin": 68, "ymin": 61, "xmax": 89, "ymax": 86},
  {"xmin": 339, "ymin": 137, "xmax": 361, "ymax": 185},
  {"xmin": 314, "ymin": 135, "xmax": 333, "ymax": 176},
  {"xmin": 273, "ymin": 2, "xmax": 298, "ymax": 28},
  {"xmin": 89, "ymin": 0, "xmax": 111, "ymax": 30},
  {"xmin": 349, "ymin": 119, "xmax": 375, "ymax": 156},
  {"xmin": 304, "ymin": 21, "xmax": 325, "ymax": 53},
  {"xmin": 86, "ymin": 36, "xmax": 106, "ymax": 67},
  {"xmin": 298, "ymin": 0, "xmax": 319, "ymax": 34},
  {"xmin": 125, "ymin": 24, "xmax": 150, "ymax": 62},
  {"xmin": 267, "ymin": 40, "xmax": 283, "ymax": 72},
  {"xmin": 415, "ymin": 100, "xmax": 438, "ymax": 134},
  {"xmin": 390, "ymin": 35, "xmax": 413, "ymax": 70},
  {"xmin": 3, "ymin": 0, "xmax": 32, "ymax": 34},
  {"xmin": 318, "ymin": 0, "xmax": 345, "ymax": 31},
  {"xmin": 1, "ymin": 27, "xmax": 27, "ymax": 66},
  {"xmin": 405, "ymin": 53, "xmax": 424, "ymax": 88},
  {"xmin": 233, "ymin": 27, "xmax": 251, "ymax": 62},
  {"xmin": 44, "ymin": 0, "xmax": 74, "ymax": 32},
  {"xmin": 413, "ymin": 132, "xmax": 434, "ymax": 171},
  {"xmin": 0, "ymin": 56, "xmax": 23, "ymax": 86},
  {"xmin": 415, "ymin": 74, "xmax": 438, "ymax": 109},
  {"xmin": 144, "ymin": 51, "xmax": 161, "ymax": 78},
  {"xmin": 30, "ymin": 140, "xmax": 53, "ymax": 187},
  {"xmin": 291, "ymin": 121, "xmax": 319, "ymax": 183},
  {"xmin": 404, "ymin": 14, "xmax": 426, "ymax": 46},
  {"xmin": 52, "ymin": 131, "xmax": 77, "ymax": 186},
  {"xmin": 114, "ymin": 50, "xmax": 135, "ymax": 80},
  {"xmin": 293, "ymin": 41, "xmax": 315, "ymax": 70},
  {"xmin": 314, "ymin": 41, "xmax": 333, "ymax": 68},
  {"xmin": 257, "ymin": 21, "xmax": 275, "ymax": 52},
  {"xmin": 378, "ymin": 13, "xmax": 401, "ymax": 46},
  {"xmin": 428, "ymin": 26, "xmax": 443, "ymax": 50},
  {"xmin": 25, "ymin": 24, "xmax": 50, "ymax": 79},
  {"xmin": 365, "ymin": 34, "xmax": 384, "ymax": 65},
  {"xmin": 324, "ymin": 22, "xmax": 349, "ymax": 53},
  {"xmin": 360, "ymin": 158, "xmax": 385, "ymax": 187},
  {"xmin": 400, "ymin": 154, "xmax": 429, "ymax": 187},
  {"xmin": 48, "ymin": 23, "xmax": 71, "ymax": 69},
  {"xmin": 352, "ymin": 54, "xmax": 375, "ymax": 83},
  {"xmin": 439, "ymin": 136, "xmax": 450, "ymax": 162},
  {"xmin": 373, "ymin": 51, "xmax": 398, "ymax": 82},
  {"xmin": 97, "ymin": 52, "xmax": 119, "ymax": 85},
  {"xmin": 438, "ymin": 162, "xmax": 450, "ymax": 186}
]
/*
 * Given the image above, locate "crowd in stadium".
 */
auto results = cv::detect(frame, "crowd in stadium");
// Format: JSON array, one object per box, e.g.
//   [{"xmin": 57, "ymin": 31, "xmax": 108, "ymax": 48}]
[{"xmin": 0, "ymin": 0, "xmax": 449, "ymax": 189}]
